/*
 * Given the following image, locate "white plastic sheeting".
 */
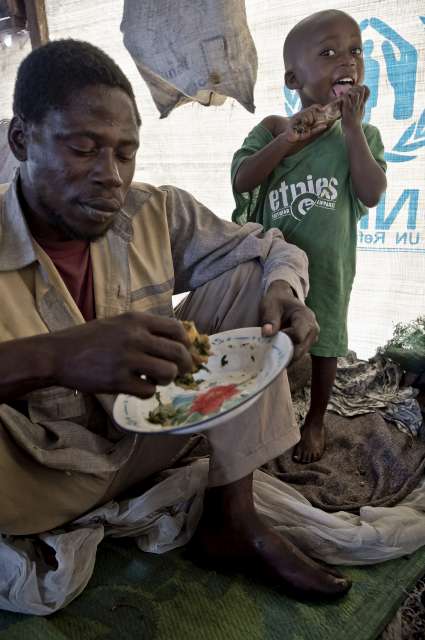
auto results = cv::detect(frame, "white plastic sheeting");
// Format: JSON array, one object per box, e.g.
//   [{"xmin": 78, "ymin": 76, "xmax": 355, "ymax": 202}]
[
  {"xmin": 1, "ymin": 459, "xmax": 425, "ymax": 615},
  {"xmin": 0, "ymin": 0, "xmax": 423, "ymax": 358}
]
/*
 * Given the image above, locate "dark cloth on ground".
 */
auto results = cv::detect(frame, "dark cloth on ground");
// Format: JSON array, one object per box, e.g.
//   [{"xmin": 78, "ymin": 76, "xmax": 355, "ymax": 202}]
[
  {"xmin": 184, "ymin": 353, "xmax": 425, "ymax": 512},
  {"xmin": 264, "ymin": 411, "xmax": 425, "ymax": 512}
]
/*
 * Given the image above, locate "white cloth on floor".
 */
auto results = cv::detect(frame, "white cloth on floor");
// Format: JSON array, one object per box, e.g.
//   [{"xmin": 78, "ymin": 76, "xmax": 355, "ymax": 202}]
[{"xmin": 1, "ymin": 458, "xmax": 425, "ymax": 615}]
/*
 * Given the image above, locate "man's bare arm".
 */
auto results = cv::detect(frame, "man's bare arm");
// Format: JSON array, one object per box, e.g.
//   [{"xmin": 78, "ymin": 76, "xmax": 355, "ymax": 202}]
[
  {"xmin": 0, "ymin": 313, "xmax": 193, "ymax": 404},
  {"xmin": 0, "ymin": 334, "xmax": 57, "ymax": 402}
]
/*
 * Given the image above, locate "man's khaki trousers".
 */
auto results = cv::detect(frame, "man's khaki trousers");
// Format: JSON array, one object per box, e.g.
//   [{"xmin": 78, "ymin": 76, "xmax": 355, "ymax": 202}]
[{"xmin": 0, "ymin": 262, "xmax": 299, "ymax": 534}]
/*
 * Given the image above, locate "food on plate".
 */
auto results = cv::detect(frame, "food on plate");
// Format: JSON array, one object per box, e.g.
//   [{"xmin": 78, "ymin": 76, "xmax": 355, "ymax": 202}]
[
  {"xmin": 148, "ymin": 392, "xmax": 183, "ymax": 427},
  {"xmin": 147, "ymin": 321, "xmax": 213, "ymax": 425}
]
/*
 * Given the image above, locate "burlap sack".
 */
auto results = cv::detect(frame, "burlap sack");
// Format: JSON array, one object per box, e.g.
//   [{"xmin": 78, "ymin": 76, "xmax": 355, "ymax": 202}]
[{"xmin": 121, "ymin": 0, "xmax": 257, "ymax": 118}]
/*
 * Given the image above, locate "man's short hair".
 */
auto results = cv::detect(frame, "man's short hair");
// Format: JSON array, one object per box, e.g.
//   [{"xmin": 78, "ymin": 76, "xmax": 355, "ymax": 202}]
[{"xmin": 13, "ymin": 39, "xmax": 141, "ymax": 126}]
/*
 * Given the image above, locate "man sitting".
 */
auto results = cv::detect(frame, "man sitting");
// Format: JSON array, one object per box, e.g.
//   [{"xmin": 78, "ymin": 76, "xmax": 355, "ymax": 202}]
[{"xmin": 0, "ymin": 39, "xmax": 350, "ymax": 599}]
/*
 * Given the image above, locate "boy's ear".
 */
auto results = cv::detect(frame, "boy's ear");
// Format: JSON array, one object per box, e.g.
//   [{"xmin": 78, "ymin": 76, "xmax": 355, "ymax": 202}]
[
  {"xmin": 8, "ymin": 116, "xmax": 28, "ymax": 162},
  {"xmin": 285, "ymin": 69, "xmax": 301, "ymax": 90}
]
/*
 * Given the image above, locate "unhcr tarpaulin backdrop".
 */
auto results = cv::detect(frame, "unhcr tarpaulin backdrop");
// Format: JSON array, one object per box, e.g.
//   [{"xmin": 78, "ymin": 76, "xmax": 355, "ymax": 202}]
[{"xmin": 0, "ymin": 0, "xmax": 423, "ymax": 359}]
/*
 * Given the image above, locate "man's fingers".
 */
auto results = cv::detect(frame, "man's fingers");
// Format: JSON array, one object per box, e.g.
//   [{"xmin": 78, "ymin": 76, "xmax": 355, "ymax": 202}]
[
  {"xmin": 260, "ymin": 296, "xmax": 282, "ymax": 336},
  {"xmin": 106, "ymin": 367, "xmax": 158, "ymax": 399},
  {"xmin": 139, "ymin": 334, "xmax": 193, "ymax": 374},
  {"xmin": 142, "ymin": 313, "xmax": 191, "ymax": 348},
  {"xmin": 284, "ymin": 325, "xmax": 317, "ymax": 362},
  {"xmin": 133, "ymin": 353, "xmax": 180, "ymax": 386},
  {"xmin": 260, "ymin": 320, "xmax": 280, "ymax": 336},
  {"xmin": 260, "ymin": 285, "xmax": 319, "ymax": 362},
  {"xmin": 282, "ymin": 308, "xmax": 319, "ymax": 361},
  {"xmin": 126, "ymin": 377, "xmax": 158, "ymax": 399},
  {"xmin": 261, "ymin": 322, "xmax": 275, "ymax": 337}
]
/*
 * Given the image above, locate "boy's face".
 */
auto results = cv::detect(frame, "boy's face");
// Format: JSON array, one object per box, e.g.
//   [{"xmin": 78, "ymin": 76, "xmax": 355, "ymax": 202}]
[{"xmin": 286, "ymin": 14, "xmax": 364, "ymax": 108}]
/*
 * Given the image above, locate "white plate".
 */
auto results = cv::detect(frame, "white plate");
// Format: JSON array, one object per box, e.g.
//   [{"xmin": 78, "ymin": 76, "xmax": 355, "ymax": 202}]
[{"xmin": 113, "ymin": 327, "xmax": 294, "ymax": 435}]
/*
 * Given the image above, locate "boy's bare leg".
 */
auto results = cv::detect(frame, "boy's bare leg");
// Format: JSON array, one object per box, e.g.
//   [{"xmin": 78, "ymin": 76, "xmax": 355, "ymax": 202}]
[
  {"xmin": 293, "ymin": 355, "xmax": 337, "ymax": 464},
  {"xmin": 192, "ymin": 473, "xmax": 351, "ymax": 598}
]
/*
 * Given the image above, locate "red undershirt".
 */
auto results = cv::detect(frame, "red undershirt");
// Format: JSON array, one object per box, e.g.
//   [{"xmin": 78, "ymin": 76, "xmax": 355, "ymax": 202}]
[{"xmin": 36, "ymin": 238, "xmax": 95, "ymax": 321}]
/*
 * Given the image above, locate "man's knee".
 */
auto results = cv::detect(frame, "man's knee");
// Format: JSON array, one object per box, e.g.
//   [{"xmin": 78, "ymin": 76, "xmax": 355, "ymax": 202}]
[
  {"xmin": 176, "ymin": 260, "xmax": 263, "ymax": 334},
  {"xmin": 0, "ymin": 495, "xmax": 36, "ymax": 535}
]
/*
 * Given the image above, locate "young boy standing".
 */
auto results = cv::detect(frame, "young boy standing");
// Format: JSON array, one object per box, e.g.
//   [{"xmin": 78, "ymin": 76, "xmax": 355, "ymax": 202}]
[{"xmin": 231, "ymin": 10, "xmax": 387, "ymax": 464}]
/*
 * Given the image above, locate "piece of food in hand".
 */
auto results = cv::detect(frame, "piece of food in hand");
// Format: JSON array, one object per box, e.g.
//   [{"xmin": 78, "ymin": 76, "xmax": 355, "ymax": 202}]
[
  {"xmin": 318, "ymin": 99, "xmax": 342, "ymax": 123},
  {"xmin": 181, "ymin": 320, "xmax": 212, "ymax": 371},
  {"xmin": 292, "ymin": 100, "xmax": 341, "ymax": 135},
  {"xmin": 173, "ymin": 321, "xmax": 212, "ymax": 390}
]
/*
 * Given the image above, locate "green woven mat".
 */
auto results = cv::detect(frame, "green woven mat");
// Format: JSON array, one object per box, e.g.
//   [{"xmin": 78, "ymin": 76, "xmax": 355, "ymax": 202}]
[{"xmin": 1, "ymin": 538, "xmax": 425, "ymax": 640}]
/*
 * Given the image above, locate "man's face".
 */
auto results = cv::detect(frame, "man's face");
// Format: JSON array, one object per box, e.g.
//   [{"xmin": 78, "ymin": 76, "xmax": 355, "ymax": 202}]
[
  {"xmin": 18, "ymin": 85, "xmax": 140, "ymax": 241},
  {"xmin": 288, "ymin": 15, "xmax": 365, "ymax": 108}
]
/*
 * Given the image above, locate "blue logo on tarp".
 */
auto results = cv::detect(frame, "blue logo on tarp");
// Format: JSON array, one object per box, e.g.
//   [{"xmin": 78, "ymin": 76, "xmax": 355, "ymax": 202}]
[
  {"xmin": 283, "ymin": 16, "xmax": 425, "ymax": 163},
  {"xmin": 360, "ymin": 18, "xmax": 417, "ymax": 122}
]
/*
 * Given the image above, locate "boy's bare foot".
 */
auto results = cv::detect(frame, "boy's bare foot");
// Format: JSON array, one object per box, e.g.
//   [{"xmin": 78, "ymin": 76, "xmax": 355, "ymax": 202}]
[
  {"xmin": 190, "ymin": 509, "xmax": 351, "ymax": 600},
  {"xmin": 292, "ymin": 417, "xmax": 325, "ymax": 463}
]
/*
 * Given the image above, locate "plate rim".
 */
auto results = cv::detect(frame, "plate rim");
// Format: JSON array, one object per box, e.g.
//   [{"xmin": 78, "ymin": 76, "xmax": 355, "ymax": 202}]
[{"xmin": 113, "ymin": 327, "xmax": 294, "ymax": 435}]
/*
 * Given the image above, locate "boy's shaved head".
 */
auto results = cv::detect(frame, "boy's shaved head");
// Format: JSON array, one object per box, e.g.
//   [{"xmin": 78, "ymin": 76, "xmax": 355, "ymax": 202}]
[
  {"xmin": 282, "ymin": 9, "xmax": 364, "ymax": 107},
  {"xmin": 283, "ymin": 10, "xmax": 357, "ymax": 70}
]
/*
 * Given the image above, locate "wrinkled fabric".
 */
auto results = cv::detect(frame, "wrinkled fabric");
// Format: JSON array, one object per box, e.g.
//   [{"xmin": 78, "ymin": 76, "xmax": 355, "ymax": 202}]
[
  {"xmin": 231, "ymin": 121, "xmax": 386, "ymax": 357},
  {"xmin": 0, "ymin": 176, "xmax": 309, "ymax": 478},
  {"xmin": 1, "ymin": 458, "xmax": 425, "ymax": 615},
  {"xmin": 290, "ymin": 352, "xmax": 423, "ymax": 438},
  {"xmin": 265, "ymin": 411, "xmax": 425, "ymax": 512},
  {"xmin": 0, "ymin": 259, "xmax": 300, "ymax": 535},
  {"xmin": 329, "ymin": 352, "xmax": 423, "ymax": 437},
  {"xmin": 270, "ymin": 353, "xmax": 425, "ymax": 512}
]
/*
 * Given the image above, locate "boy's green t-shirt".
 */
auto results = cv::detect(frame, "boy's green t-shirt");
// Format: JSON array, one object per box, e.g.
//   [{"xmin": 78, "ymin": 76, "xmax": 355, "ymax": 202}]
[{"xmin": 231, "ymin": 121, "xmax": 386, "ymax": 357}]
